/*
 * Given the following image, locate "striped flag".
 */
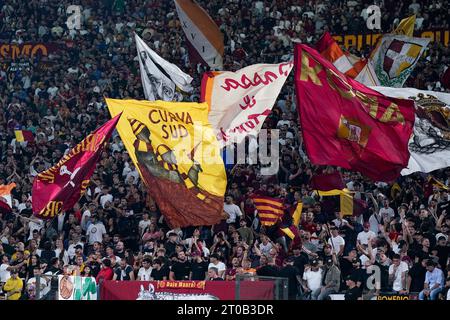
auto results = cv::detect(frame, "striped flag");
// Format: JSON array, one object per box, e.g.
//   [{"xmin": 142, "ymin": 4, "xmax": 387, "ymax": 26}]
[
  {"xmin": 281, "ymin": 202, "xmax": 302, "ymax": 246},
  {"xmin": 15, "ymin": 130, "xmax": 34, "ymax": 143},
  {"xmin": 174, "ymin": 0, "xmax": 224, "ymax": 69},
  {"xmin": 253, "ymin": 196, "xmax": 284, "ymax": 226},
  {"xmin": 316, "ymin": 32, "xmax": 380, "ymax": 86}
]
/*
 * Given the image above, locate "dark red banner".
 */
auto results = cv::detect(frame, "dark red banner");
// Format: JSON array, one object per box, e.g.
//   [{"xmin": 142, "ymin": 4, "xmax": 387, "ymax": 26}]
[
  {"xmin": 0, "ymin": 42, "xmax": 59, "ymax": 60},
  {"xmin": 100, "ymin": 280, "xmax": 274, "ymax": 300}
]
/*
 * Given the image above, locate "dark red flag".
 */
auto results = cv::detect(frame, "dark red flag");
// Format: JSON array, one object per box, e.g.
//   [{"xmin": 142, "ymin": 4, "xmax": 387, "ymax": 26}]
[
  {"xmin": 311, "ymin": 171, "xmax": 345, "ymax": 191},
  {"xmin": 32, "ymin": 114, "xmax": 121, "ymax": 218}
]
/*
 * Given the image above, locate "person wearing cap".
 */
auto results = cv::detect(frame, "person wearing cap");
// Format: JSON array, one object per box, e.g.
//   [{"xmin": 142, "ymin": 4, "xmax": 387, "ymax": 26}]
[
  {"xmin": 301, "ymin": 259, "xmax": 323, "ymax": 299},
  {"xmin": 311, "ymin": 255, "xmax": 341, "ymax": 300},
  {"xmin": 419, "ymin": 260, "xmax": 445, "ymax": 300},
  {"xmin": 3, "ymin": 269, "xmax": 23, "ymax": 300},
  {"xmin": 357, "ymin": 222, "xmax": 376, "ymax": 246},
  {"xmin": 344, "ymin": 274, "xmax": 361, "ymax": 300}
]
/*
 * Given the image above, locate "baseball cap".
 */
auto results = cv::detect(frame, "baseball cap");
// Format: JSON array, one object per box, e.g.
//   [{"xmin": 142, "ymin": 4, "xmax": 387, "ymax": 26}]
[
  {"xmin": 74, "ymin": 245, "xmax": 83, "ymax": 250},
  {"xmin": 346, "ymin": 274, "xmax": 358, "ymax": 282},
  {"xmin": 310, "ymin": 259, "xmax": 319, "ymax": 266},
  {"xmin": 168, "ymin": 232, "xmax": 178, "ymax": 237}
]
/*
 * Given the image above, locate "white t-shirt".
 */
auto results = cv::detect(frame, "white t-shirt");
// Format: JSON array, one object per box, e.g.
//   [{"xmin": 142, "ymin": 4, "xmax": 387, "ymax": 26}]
[
  {"xmin": 138, "ymin": 267, "xmax": 153, "ymax": 281},
  {"xmin": 208, "ymin": 262, "xmax": 226, "ymax": 275},
  {"xmin": 368, "ymin": 214, "xmax": 380, "ymax": 234},
  {"xmin": 303, "ymin": 269, "xmax": 323, "ymax": 291},
  {"xmin": 259, "ymin": 242, "xmax": 273, "ymax": 256},
  {"xmin": 0, "ymin": 263, "xmax": 11, "ymax": 282},
  {"xmin": 328, "ymin": 236, "xmax": 345, "ymax": 255},
  {"xmin": 28, "ymin": 219, "xmax": 44, "ymax": 240},
  {"xmin": 81, "ymin": 210, "xmax": 91, "ymax": 231},
  {"xmin": 357, "ymin": 230, "xmax": 376, "ymax": 245},
  {"xmin": 224, "ymin": 203, "xmax": 243, "ymax": 224},
  {"xmin": 389, "ymin": 261, "xmax": 409, "ymax": 292},
  {"xmin": 86, "ymin": 222, "xmax": 106, "ymax": 244},
  {"xmin": 100, "ymin": 194, "xmax": 113, "ymax": 208},
  {"xmin": 379, "ymin": 207, "xmax": 395, "ymax": 222},
  {"xmin": 27, "ymin": 274, "xmax": 51, "ymax": 296},
  {"xmin": 139, "ymin": 220, "xmax": 151, "ymax": 236}
]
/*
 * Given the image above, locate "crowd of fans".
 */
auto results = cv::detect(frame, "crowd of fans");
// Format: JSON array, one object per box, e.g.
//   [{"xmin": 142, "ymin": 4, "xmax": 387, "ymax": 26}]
[{"xmin": 0, "ymin": 0, "xmax": 449, "ymax": 300}]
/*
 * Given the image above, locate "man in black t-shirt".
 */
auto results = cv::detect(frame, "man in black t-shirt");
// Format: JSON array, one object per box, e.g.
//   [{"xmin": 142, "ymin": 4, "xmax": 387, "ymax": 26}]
[
  {"xmin": 169, "ymin": 251, "xmax": 191, "ymax": 280},
  {"xmin": 407, "ymin": 259, "xmax": 428, "ymax": 293},
  {"xmin": 345, "ymin": 274, "xmax": 361, "ymax": 300},
  {"xmin": 150, "ymin": 258, "xmax": 170, "ymax": 280},
  {"xmin": 190, "ymin": 255, "xmax": 208, "ymax": 280},
  {"xmin": 278, "ymin": 257, "xmax": 300, "ymax": 300}
]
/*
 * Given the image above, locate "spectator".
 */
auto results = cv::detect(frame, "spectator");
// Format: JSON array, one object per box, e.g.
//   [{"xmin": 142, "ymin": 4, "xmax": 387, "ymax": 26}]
[
  {"xmin": 113, "ymin": 259, "xmax": 135, "ymax": 281},
  {"xmin": 3, "ymin": 269, "xmax": 23, "ymax": 300},
  {"xmin": 419, "ymin": 260, "xmax": 445, "ymax": 300},
  {"xmin": 312, "ymin": 256, "xmax": 341, "ymax": 300},
  {"xmin": 207, "ymin": 267, "xmax": 224, "ymax": 281}
]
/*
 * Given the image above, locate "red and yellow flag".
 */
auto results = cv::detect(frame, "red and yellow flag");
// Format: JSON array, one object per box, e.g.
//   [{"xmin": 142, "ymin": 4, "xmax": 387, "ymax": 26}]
[
  {"xmin": 32, "ymin": 114, "xmax": 121, "ymax": 218},
  {"xmin": 294, "ymin": 44, "xmax": 415, "ymax": 182},
  {"xmin": 15, "ymin": 130, "xmax": 34, "ymax": 143},
  {"xmin": 253, "ymin": 196, "xmax": 284, "ymax": 226}
]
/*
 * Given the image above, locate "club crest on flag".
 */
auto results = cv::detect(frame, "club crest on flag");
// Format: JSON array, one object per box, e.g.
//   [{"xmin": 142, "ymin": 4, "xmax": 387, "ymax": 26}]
[
  {"xmin": 383, "ymin": 39, "xmax": 423, "ymax": 79},
  {"xmin": 337, "ymin": 116, "xmax": 371, "ymax": 147}
]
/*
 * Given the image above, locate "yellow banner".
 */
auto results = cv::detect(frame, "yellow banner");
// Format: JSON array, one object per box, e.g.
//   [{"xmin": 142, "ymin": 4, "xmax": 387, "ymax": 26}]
[{"xmin": 106, "ymin": 99, "xmax": 226, "ymax": 227}]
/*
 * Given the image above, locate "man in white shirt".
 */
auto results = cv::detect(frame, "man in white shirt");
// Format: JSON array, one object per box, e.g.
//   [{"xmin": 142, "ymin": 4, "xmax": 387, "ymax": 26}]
[
  {"xmin": 224, "ymin": 195, "xmax": 243, "ymax": 225},
  {"xmin": 208, "ymin": 254, "xmax": 226, "ymax": 279},
  {"xmin": 357, "ymin": 222, "xmax": 377, "ymax": 246},
  {"xmin": 389, "ymin": 254, "xmax": 409, "ymax": 293},
  {"xmin": 86, "ymin": 215, "xmax": 106, "ymax": 245},
  {"xmin": 0, "ymin": 255, "xmax": 11, "ymax": 283},
  {"xmin": 138, "ymin": 212, "xmax": 151, "ymax": 237},
  {"xmin": 328, "ymin": 227, "xmax": 345, "ymax": 256},
  {"xmin": 28, "ymin": 217, "xmax": 44, "ymax": 241},
  {"xmin": 379, "ymin": 200, "xmax": 395, "ymax": 223},
  {"xmin": 137, "ymin": 258, "xmax": 153, "ymax": 281},
  {"xmin": 99, "ymin": 186, "xmax": 113, "ymax": 208},
  {"xmin": 302, "ymin": 260, "xmax": 323, "ymax": 295}
]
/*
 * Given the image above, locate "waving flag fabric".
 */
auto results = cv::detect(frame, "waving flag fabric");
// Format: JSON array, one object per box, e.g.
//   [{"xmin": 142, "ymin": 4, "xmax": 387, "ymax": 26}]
[
  {"xmin": 294, "ymin": 44, "xmax": 415, "ymax": 182},
  {"xmin": 253, "ymin": 196, "xmax": 284, "ymax": 226},
  {"xmin": 174, "ymin": 0, "xmax": 224, "ymax": 69},
  {"xmin": 201, "ymin": 62, "xmax": 293, "ymax": 146},
  {"xmin": 370, "ymin": 86, "xmax": 450, "ymax": 175},
  {"xmin": 135, "ymin": 33, "xmax": 193, "ymax": 101},
  {"xmin": 32, "ymin": 114, "xmax": 121, "ymax": 218},
  {"xmin": 106, "ymin": 99, "xmax": 226, "ymax": 228}
]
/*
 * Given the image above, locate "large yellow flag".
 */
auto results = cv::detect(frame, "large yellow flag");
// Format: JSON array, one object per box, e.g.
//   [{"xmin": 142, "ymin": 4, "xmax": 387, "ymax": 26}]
[
  {"xmin": 106, "ymin": 99, "xmax": 227, "ymax": 228},
  {"xmin": 393, "ymin": 15, "xmax": 416, "ymax": 37}
]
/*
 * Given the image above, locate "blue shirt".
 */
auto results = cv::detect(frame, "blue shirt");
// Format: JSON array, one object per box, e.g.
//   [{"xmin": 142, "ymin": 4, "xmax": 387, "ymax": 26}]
[{"xmin": 424, "ymin": 267, "xmax": 444, "ymax": 288}]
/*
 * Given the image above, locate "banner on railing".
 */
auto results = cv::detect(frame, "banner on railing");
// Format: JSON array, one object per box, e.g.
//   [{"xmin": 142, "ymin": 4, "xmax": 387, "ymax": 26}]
[
  {"xmin": 333, "ymin": 29, "xmax": 449, "ymax": 50},
  {"xmin": 58, "ymin": 275, "xmax": 97, "ymax": 300},
  {"xmin": 100, "ymin": 280, "xmax": 274, "ymax": 300}
]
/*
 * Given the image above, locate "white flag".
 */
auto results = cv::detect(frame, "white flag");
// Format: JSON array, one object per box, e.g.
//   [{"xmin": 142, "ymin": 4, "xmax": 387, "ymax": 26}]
[
  {"xmin": 201, "ymin": 62, "xmax": 293, "ymax": 147},
  {"xmin": 371, "ymin": 86, "xmax": 450, "ymax": 175},
  {"xmin": 135, "ymin": 33, "xmax": 193, "ymax": 101}
]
